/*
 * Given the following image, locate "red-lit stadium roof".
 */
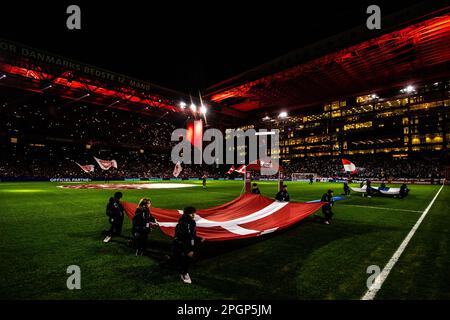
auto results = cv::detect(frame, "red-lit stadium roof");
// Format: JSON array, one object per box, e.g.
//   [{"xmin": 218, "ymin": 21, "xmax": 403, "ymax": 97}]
[
  {"xmin": 206, "ymin": 6, "xmax": 450, "ymax": 117},
  {"xmin": 0, "ymin": 40, "xmax": 203, "ymax": 118}
]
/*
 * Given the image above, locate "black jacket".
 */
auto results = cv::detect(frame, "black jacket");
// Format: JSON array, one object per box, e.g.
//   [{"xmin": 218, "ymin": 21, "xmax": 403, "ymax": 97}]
[
  {"xmin": 275, "ymin": 190, "xmax": 290, "ymax": 202},
  {"xmin": 132, "ymin": 207, "xmax": 155, "ymax": 234},
  {"xmin": 106, "ymin": 197, "xmax": 124, "ymax": 220},
  {"xmin": 321, "ymin": 193, "xmax": 334, "ymax": 210},
  {"xmin": 251, "ymin": 187, "xmax": 261, "ymax": 194},
  {"xmin": 173, "ymin": 215, "xmax": 201, "ymax": 253}
]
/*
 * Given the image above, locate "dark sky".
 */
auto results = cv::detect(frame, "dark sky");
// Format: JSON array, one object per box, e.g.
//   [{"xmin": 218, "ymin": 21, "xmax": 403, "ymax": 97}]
[{"xmin": 0, "ymin": 0, "xmax": 426, "ymax": 94}]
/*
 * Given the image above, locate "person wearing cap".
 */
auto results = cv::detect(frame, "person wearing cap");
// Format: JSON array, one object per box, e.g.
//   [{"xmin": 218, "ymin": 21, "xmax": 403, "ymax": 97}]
[
  {"xmin": 251, "ymin": 183, "xmax": 261, "ymax": 194},
  {"xmin": 132, "ymin": 198, "xmax": 157, "ymax": 256},
  {"xmin": 275, "ymin": 185, "xmax": 290, "ymax": 202},
  {"xmin": 103, "ymin": 191, "xmax": 125, "ymax": 243},
  {"xmin": 321, "ymin": 189, "xmax": 334, "ymax": 225},
  {"xmin": 172, "ymin": 206, "xmax": 204, "ymax": 284}
]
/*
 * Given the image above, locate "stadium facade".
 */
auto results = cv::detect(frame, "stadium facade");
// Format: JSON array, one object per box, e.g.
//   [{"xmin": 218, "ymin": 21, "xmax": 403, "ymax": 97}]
[
  {"xmin": 259, "ymin": 78, "xmax": 449, "ymax": 160},
  {"xmin": 206, "ymin": 3, "xmax": 450, "ymax": 167}
]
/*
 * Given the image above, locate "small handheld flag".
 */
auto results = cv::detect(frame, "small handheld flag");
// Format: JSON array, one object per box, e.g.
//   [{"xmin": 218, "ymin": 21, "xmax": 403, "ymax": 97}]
[
  {"xmin": 226, "ymin": 165, "xmax": 235, "ymax": 174},
  {"xmin": 173, "ymin": 161, "xmax": 183, "ymax": 177},
  {"xmin": 235, "ymin": 164, "xmax": 247, "ymax": 174}
]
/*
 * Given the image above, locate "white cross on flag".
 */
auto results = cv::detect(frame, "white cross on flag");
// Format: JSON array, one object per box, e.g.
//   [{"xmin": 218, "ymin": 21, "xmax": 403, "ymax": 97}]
[{"xmin": 94, "ymin": 157, "xmax": 118, "ymax": 170}]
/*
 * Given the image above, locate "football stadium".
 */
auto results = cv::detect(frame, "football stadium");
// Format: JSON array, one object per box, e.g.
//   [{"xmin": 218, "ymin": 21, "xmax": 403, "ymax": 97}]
[{"xmin": 1, "ymin": 1, "xmax": 450, "ymax": 304}]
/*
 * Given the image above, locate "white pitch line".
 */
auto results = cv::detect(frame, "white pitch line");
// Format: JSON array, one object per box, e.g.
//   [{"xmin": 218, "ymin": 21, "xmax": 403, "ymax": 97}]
[
  {"xmin": 361, "ymin": 184, "xmax": 445, "ymax": 300},
  {"xmin": 340, "ymin": 204, "xmax": 421, "ymax": 213}
]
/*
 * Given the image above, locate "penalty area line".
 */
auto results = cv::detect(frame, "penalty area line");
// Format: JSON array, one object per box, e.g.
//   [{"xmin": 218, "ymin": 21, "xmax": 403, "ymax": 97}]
[{"xmin": 361, "ymin": 184, "xmax": 445, "ymax": 300}]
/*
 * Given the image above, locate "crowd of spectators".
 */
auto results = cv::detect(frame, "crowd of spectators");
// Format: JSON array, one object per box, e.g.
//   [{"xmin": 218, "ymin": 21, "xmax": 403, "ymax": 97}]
[
  {"xmin": 0, "ymin": 144, "xmax": 225, "ymax": 179},
  {"xmin": 285, "ymin": 155, "xmax": 445, "ymax": 179},
  {"xmin": 0, "ymin": 142, "xmax": 446, "ymax": 180},
  {"xmin": 1, "ymin": 98, "xmax": 178, "ymax": 150},
  {"xmin": 0, "ymin": 98, "xmax": 447, "ymax": 181}
]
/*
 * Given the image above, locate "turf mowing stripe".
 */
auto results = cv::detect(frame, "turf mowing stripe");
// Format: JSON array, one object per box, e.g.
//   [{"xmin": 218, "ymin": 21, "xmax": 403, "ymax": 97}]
[
  {"xmin": 340, "ymin": 204, "xmax": 422, "ymax": 213},
  {"xmin": 361, "ymin": 184, "xmax": 445, "ymax": 300}
]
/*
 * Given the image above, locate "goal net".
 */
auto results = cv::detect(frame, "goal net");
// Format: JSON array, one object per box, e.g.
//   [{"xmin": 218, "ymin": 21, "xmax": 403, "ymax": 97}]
[{"xmin": 291, "ymin": 173, "xmax": 317, "ymax": 181}]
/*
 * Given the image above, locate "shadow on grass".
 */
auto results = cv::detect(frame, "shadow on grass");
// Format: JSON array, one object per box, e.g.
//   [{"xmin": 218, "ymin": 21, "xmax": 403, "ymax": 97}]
[
  {"xmin": 188, "ymin": 218, "xmax": 407, "ymax": 299},
  {"xmin": 68, "ymin": 215, "xmax": 406, "ymax": 299}
]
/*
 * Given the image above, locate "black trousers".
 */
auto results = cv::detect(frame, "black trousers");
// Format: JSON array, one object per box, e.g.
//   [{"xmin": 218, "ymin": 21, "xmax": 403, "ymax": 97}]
[
  {"xmin": 173, "ymin": 245, "xmax": 192, "ymax": 275},
  {"xmin": 134, "ymin": 231, "xmax": 149, "ymax": 252},
  {"xmin": 108, "ymin": 217, "xmax": 123, "ymax": 236},
  {"xmin": 322, "ymin": 207, "xmax": 333, "ymax": 221}
]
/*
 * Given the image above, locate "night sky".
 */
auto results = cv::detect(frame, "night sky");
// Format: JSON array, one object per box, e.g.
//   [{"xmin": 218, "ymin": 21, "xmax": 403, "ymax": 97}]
[{"xmin": 0, "ymin": 0, "xmax": 426, "ymax": 94}]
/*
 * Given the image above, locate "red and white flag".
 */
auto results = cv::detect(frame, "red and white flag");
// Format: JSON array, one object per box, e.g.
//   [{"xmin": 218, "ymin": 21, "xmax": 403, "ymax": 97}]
[
  {"xmin": 76, "ymin": 163, "xmax": 95, "ymax": 173},
  {"xmin": 122, "ymin": 194, "xmax": 325, "ymax": 241},
  {"xmin": 226, "ymin": 165, "xmax": 235, "ymax": 174},
  {"xmin": 173, "ymin": 161, "xmax": 183, "ymax": 177},
  {"xmin": 342, "ymin": 159, "xmax": 357, "ymax": 174},
  {"xmin": 235, "ymin": 164, "xmax": 246, "ymax": 174},
  {"xmin": 94, "ymin": 157, "xmax": 118, "ymax": 170}
]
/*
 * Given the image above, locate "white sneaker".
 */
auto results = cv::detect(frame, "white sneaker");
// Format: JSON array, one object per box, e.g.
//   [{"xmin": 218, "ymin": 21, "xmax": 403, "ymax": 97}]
[
  {"xmin": 181, "ymin": 273, "xmax": 192, "ymax": 284},
  {"xmin": 324, "ymin": 221, "xmax": 330, "ymax": 225},
  {"xmin": 103, "ymin": 236, "xmax": 112, "ymax": 243}
]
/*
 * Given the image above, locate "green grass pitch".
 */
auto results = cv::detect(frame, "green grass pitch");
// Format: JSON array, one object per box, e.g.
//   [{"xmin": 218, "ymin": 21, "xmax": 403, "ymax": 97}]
[{"xmin": 0, "ymin": 180, "xmax": 449, "ymax": 299}]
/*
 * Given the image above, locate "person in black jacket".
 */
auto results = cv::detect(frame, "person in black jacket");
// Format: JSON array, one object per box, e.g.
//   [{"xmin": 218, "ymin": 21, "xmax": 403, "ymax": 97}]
[
  {"xmin": 399, "ymin": 183, "xmax": 410, "ymax": 199},
  {"xmin": 321, "ymin": 189, "xmax": 334, "ymax": 225},
  {"xmin": 343, "ymin": 182, "xmax": 350, "ymax": 196},
  {"xmin": 251, "ymin": 183, "xmax": 261, "ymax": 194},
  {"xmin": 132, "ymin": 198, "xmax": 157, "ymax": 256},
  {"xmin": 275, "ymin": 185, "xmax": 290, "ymax": 202},
  {"xmin": 173, "ymin": 206, "xmax": 203, "ymax": 284},
  {"xmin": 103, "ymin": 192, "xmax": 125, "ymax": 243},
  {"xmin": 366, "ymin": 179, "xmax": 372, "ymax": 197}
]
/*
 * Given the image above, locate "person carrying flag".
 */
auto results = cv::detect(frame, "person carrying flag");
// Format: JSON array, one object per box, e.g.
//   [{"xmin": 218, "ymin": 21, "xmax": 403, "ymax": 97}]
[
  {"xmin": 172, "ymin": 207, "xmax": 204, "ymax": 284},
  {"xmin": 321, "ymin": 189, "xmax": 334, "ymax": 225},
  {"xmin": 251, "ymin": 183, "xmax": 261, "ymax": 194},
  {"xmin": 343, "ymin": 181, "xmax": 350, "ymax": 196},
  {"xmin": 132, "ymin": 198, "xmax": 157, "ymax": 256},
  {"xmin": 103, "ymin": 192, "xmax": 125, "ymax": 243},
  {"xmin": 275, "ymin": 185, "xmax": 290, "ymax": 202}
]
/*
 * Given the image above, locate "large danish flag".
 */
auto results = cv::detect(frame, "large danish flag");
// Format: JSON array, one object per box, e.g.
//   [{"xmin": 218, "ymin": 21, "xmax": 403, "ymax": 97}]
[{"xmin": 123, "ymin": 194, "xmax": 324, "ymax": 241}]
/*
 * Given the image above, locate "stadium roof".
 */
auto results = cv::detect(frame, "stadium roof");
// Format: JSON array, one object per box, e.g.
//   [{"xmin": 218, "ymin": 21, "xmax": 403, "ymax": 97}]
[
  {"xmin": 206, "ymin": 2, "xmax": 450, "ymax": 119},
  {"xmin": 0, "ymin": 40, "xmax": 208, "ymax": 118}
]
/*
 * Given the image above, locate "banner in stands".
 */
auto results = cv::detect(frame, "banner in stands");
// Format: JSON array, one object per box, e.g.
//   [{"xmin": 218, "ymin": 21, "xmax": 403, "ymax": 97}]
[{"xmin": 123, "ymin": 194, "xmax": 324, "ymax": 241}]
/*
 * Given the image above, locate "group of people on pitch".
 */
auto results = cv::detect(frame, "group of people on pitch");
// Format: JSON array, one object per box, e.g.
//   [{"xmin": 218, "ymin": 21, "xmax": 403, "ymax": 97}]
[
  {"xmin": 101, "ymin": 185, "xmax": 336, "ymax": 284},
  {"xmin": 102, "ymin": 191, "xmax": 202, "ymax": 284},
  {"xmin": 252, "ymin": 183, "xmax": 335, "ymax": 225}
]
